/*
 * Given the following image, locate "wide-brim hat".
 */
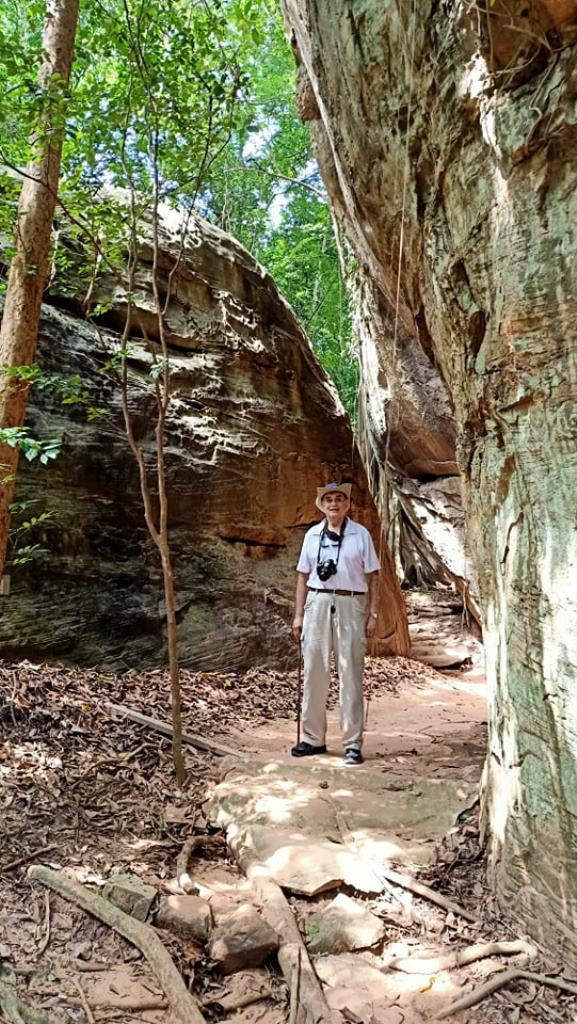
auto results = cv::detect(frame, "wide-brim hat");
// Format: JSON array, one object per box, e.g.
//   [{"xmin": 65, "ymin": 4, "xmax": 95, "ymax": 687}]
[{"xmin": 315, "ymin": 481, "xmax": 352, "ymax": 512}]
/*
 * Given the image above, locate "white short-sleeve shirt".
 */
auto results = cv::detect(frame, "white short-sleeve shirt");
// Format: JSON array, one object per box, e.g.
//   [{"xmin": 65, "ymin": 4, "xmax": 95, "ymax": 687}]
[{"xmin": 296, "ymin": 518, "xmax": 380, "ymax": 592}]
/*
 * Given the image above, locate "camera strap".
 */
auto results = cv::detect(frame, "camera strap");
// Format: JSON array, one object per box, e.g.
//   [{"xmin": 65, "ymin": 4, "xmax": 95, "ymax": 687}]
[{"xmin": 316, "ymin": 517, "xmax": 348, "ymax": 574}]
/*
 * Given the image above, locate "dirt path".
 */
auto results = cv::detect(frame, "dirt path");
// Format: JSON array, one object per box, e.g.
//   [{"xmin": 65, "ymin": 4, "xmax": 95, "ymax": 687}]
[
  {"xmin": 207, "ymin": 660, "xmax": 575, "ymax": 1023},
  {"xmin": 206, "ymin": 661, "xmax": 493, "ymax": 1023},
  {"xmin": 219, "ymin": 662, "xmax": 488, "ymax": 783}
]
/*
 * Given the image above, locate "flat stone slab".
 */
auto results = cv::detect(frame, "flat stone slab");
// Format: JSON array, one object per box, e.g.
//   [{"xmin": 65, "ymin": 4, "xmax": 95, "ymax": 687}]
[
  {"xmin": 316, "ymin": 952, "xmax": 459, "ymax": 1023},
  {"xmin": 315, "ymin": 954, "xmax": 407, "ymax": 1023},
  {"xmin": 209, "ymin": 760, "xmax": 475, "ymax": 894},
  {"xmin": 228, "ymin": 824, "xmax": 385, "ymax": 896}
]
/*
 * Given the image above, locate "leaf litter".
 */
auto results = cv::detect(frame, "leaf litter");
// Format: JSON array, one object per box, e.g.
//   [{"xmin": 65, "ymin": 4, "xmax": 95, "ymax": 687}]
[{"xmin": 0, "ymin": 655, "xmax": 575, "ymax": 1024}]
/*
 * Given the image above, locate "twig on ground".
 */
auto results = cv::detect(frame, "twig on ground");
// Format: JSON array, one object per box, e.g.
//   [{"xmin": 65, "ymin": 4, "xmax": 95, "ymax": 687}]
[
  {"xmin": 9, "ymin": 673, "xmax": 18, "ymax": 728},
  {"xmin": 1, "ymin": 845, "xmax": 58, "ymax": 873},
  {"xmin": 436, "ymin": 967, "xmax": 577, "ymax": 1019},
  {"xmin": 69, "ymin": 995, "xmax": 167, "ymax": 1012},
  {"xmin": 28, "ymin": 865, "xmax": 207, "ymax": 1024},
  {"xmin": 202, "ymin": 987, "xmax": 272, "ymax": 1011},
  {"xmin": 69, "ymin": 744, "xmax": 146, "ymax": 790},
  {"xmin": 387, "ymin": 939, "xmax": 536, "ymax": 974},
  {"xmin": 73, "ymin": 980, "xmax": 95, "ymax": 1024},
  {"xmin": 378, "ymin": 865, "xmax": 478, "ymax": 923},
  {"xmin": 106, "ymin": 703, "xmax": 240, "ymax": 758},
  {"xmin": 374, "ymin": 874, "xmax": 406, "ymax": 910},
  {"xmin": 74, "ymin": 962, "xmax": 114, "ymax": 973},
  {"xmin": 36, "ymin": 892, "xmax": 51, "ymax": 956}
]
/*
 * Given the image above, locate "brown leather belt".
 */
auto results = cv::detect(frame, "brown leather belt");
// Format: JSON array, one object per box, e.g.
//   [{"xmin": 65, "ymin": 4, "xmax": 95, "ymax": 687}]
[{"xmin": 309, "ymin": 588, "xmax": 365, "ymax": 596}]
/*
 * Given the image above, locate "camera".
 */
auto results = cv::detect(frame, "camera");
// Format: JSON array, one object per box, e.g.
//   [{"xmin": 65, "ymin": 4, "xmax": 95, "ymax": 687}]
[{"xmin": 317, "ymin": 559, "xmax": 338, "ymax": 582}]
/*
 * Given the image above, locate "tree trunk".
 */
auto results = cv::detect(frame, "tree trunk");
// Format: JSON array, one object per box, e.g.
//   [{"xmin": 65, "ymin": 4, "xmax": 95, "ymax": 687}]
[
  {"xmin": 114, "ymin": 172, "xmax": 186, "ymax": 785},
  {"xmin": 0, "ymin": 0, "xmax": 80, "ymax": 577},
  {"xmin": 150, "ymin": 164, "xmax": 186, "ymax": 787},
  {"xmin": 160, "ymin": 545, "xmax": 186, "ymax": 786}
]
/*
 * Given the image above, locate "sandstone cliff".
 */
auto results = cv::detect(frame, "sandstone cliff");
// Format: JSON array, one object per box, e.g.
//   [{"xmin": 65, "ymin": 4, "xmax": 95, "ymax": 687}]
[
  {"xmin": 284, "ymin": 0, "xmax": 577, "ymax": 957},
  {"xmin": 0, "ymin": 208, "xmax": 408, "ymax": 670}
]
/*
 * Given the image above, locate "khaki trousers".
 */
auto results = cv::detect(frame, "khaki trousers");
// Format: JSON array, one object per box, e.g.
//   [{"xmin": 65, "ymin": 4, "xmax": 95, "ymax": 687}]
[{"xmin": 301, "ymin": 590, "xmax": 366, "ymax": 750}]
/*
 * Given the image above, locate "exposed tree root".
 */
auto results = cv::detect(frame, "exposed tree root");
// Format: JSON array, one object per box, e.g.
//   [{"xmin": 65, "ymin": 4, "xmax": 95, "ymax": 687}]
[
  {"xmin": 36, "ymin": 892, "xmax": 51, "ymax": 957},
  {"xmin": 387, "ymin": 938, "xmax": 536, "ymax": 974},
  {"xmin": 328, "ymin": 794, "xmax": 477, "ymax": 923},
  {"xmin": 28, "ymin": 865, "xmax": 207, "ymax": 1024},
  {"xmin": 176, "ymin": 834, "xmax": 223, "ymax": 893},
  {"xmin": 245, "ymin": 862, "xmax": 338, "ymax": 1024},
  {"xmin": 0, "ymin": 976, "xmax": 56, "ymax": 1024},
  {"xmin": 289, "ymin": 947, "xmax": 302, "ymax": 1024},
  {"xmin": 106, "ymin": 702, "xmax": 239, "ymax": 758},
  {"xmin": 436, "ymin": 966, "xmax": 577, "ymax": 1019},
  {"xmin": 73, "ymin": 980, "xmax": 95, "ymax": 1024},
  {"xmin": 177, "ymin": 835, "xmax": 202, "ymax": 893}
]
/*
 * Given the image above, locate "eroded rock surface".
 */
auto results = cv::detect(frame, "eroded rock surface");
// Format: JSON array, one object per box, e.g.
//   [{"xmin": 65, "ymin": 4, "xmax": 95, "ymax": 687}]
[
  {"xmin": 0, "ymin": 209, "xmax": 408, "ymax": 668},
  {"xmin": 210, "ymin": 758, "xmax": 476, "ymax": 893},
  {"xmin": 284, "ymin": 0, "xmax": 577, "ymax": 957}
]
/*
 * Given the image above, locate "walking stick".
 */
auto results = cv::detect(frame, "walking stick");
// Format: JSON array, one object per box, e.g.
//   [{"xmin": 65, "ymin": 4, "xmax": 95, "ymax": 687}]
[{"xmin": 296, "ymin": 637, "xmax": 302, "ymax": 745}]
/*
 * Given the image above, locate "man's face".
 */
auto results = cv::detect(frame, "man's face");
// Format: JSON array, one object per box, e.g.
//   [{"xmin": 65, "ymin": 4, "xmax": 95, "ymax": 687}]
[{"xmin": 321, "ymin": 491, "xmax": 349, "ymax": 513}]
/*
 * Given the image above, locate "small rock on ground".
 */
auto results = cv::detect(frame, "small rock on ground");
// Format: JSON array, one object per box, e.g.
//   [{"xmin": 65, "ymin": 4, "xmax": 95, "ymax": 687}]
[
  {"xmin": 306, "ymin": 892, "xmax": 385, "ymax": 954},
  {"xmin": 102, "ymin": 872, "xmax": 156, "ymax": 922},
  {"xmin": 209, "ymin": 904, "xmax": 279, "ymax": 975},
  {"xmin": 155, "ymin": 894, "xmax": 212, "ymax": 941}
]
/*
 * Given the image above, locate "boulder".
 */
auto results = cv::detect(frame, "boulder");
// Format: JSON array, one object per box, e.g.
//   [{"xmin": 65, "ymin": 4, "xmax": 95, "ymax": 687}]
[{"xmin": 0, "ymin": 206, "xmax": 408, "ymax": 670}]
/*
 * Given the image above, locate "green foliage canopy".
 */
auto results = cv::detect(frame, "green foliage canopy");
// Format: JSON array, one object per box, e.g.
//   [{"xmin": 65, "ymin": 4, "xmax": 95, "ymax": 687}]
[{"xmin": 0, "ymin": 0, "xmax": 358, "ymax": 418}]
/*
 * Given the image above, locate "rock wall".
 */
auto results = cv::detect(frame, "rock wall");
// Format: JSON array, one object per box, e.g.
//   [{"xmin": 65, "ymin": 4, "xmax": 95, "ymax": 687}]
[
  {"xmin": 0, "ymin": 209, "xmax": 408, "ymax": 670},
  {"xmin": 284, "ymin": 0, "xmax": 577, "ymax": 957},
  {"xmin": 293, "ymin": 25, "xmax": 474, "ymax": 611}
]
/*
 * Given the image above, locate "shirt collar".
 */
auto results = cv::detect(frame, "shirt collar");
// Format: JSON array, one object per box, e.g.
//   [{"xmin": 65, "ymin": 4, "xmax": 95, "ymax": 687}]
[{"xmin": 311, "ymin": 517, "xmax": 360, "ymax": 535}]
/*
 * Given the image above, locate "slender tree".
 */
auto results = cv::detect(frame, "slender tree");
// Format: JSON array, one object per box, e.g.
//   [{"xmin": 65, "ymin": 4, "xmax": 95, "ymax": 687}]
[
  {"xmin": 65, "ymin": 0, "xmax": 263, "ymax": 783},
  {"xmin": 0, "ymin": 0, "xmax": 80, "ymax": 578}
]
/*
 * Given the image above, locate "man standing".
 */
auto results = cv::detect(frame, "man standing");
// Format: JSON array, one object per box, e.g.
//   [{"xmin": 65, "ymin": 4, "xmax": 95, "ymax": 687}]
[{"xmin": 292, "ymin": 482, "xmax": 380, "ymax": 765}]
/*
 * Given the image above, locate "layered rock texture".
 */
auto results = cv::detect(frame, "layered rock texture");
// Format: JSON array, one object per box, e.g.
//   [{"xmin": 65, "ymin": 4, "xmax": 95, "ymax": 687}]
[
  {"xmin": 284, "ymin": 0, "xmax": 577, "ymax": 957},
  {"xmin": 0, "ymin": 210, "xmax": 408, "ymax": 669}
]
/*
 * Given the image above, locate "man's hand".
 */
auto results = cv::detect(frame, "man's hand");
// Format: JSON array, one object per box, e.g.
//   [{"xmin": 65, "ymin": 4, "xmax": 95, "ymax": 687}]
[
  {"xmin": 292, "ymin": 617, "xmax": 303, "ymax": 643},
  {"xmin": 365, "ymin": 613, "xmax": 377, "ymax": 639}
]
